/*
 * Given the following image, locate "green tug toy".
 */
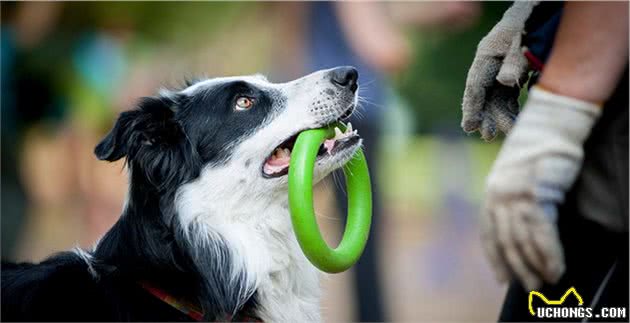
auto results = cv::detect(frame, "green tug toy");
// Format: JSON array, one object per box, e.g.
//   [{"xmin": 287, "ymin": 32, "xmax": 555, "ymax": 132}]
[{"xmin": 288, "ymin": 123, "xmax": 372, "ymax": 273}]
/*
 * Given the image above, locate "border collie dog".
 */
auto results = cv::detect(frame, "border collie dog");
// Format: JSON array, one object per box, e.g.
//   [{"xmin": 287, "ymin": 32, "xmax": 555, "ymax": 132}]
[{"xmin": 2, "ymin": 67, "xmax": 362, "ymax": 322}]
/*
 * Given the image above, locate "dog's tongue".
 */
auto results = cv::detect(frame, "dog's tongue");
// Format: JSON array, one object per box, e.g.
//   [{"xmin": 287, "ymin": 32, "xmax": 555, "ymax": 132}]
[
  {"xmin": 323, "ymin": 139, "xmax": 335, "ymax": 154},
  {"xmin": 264, "ymin": 148, "xmax": 291, "ymax": 175},
  {"xmin": 267, "ymin": 155, "xmax": 290, "ymax": 166},
  {"xmin": 263, "ymin": 162, "xmax": 288, "ymax": 175}
]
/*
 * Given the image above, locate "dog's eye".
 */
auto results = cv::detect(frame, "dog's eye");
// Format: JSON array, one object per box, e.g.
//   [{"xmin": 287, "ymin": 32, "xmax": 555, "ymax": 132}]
[{"xmin": 235, "ymin": 97, "xmax": 254, "ymax": 111}]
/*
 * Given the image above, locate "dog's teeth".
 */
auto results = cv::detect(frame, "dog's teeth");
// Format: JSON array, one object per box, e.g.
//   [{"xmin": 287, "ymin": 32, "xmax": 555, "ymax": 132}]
[
  {"xmin": 353, "ymin": 130, "xmax": 358, "ymax": 135},
  {"xmin": 334, "ymin": 127, "xmax": 343, "ymax": 139},
  {"xmin": 283, "ymin": 148, "xmax": 291, "ymax": 156},
  {"xmin": 346, "ymin": 123, "xmax": 353, "ymax": 133}
]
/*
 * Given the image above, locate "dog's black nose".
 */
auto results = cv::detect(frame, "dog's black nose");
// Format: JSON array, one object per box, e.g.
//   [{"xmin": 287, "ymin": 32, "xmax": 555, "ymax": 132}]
[{"xmin": 330, "ymin": 66, "xmax": 358, "ymax": 92}]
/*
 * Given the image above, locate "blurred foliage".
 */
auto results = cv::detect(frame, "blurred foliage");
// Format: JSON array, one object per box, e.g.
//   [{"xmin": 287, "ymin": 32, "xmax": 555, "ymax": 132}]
[
  {"xmin": 56, "ymin": 2, "xmax": 260, "ymax": 48},
  {"xmin": 0, "ymin": 2, "xmax": 264, "ymax": 59},
  {"xmin": 379, "ymin": 135, "xmax": 501, "ymax": 215},
  {"xmin": 395, "ymin": 2, "xmax": 511, "ymax": 135}
]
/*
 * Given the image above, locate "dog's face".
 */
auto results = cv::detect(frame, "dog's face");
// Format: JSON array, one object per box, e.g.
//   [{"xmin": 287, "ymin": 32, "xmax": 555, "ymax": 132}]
[{"xmin": 95, "ymin": 67, "xmax": 361, "ymax": 195}]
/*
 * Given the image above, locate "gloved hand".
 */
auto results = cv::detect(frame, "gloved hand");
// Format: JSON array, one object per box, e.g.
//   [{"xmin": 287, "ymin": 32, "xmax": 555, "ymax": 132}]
[
  {"xmin": 481, "ymin": 86, "xmax": 602, "ymax": 291},
  {"xmin": 462, "ymin": 1, "xmax": 538, "ymax": 141}
]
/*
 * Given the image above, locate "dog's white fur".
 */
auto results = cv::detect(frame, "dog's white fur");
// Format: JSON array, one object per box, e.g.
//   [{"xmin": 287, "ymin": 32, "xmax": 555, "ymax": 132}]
[{"xmin": 174, "ymin": 69, "xmax": 360, "ymax": 322}]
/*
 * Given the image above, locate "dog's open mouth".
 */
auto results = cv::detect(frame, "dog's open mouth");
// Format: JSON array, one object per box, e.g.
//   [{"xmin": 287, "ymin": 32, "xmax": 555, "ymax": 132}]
[{"xmin": 262, "ymin": 123, "xmax": 360, "ymax": 178}]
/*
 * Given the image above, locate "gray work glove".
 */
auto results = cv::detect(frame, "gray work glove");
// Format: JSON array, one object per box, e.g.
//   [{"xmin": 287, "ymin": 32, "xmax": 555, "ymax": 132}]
[
  {"xmin": 482, "ymin": 86, "xmax": 602, "ymax": 291},
  {"xmin": 462, "ymin": 1, "xmax": 538, "ymax": 141}
]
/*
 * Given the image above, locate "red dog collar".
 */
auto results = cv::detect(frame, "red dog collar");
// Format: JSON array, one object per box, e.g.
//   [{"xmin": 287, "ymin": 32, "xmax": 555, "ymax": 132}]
[
  {"xmin": 523, "ymin": 47, "xmax": 545, "ymax": 71},
  {"xmin": 139, "ymin": 281, "xmax": 262, "ymax": 322}
]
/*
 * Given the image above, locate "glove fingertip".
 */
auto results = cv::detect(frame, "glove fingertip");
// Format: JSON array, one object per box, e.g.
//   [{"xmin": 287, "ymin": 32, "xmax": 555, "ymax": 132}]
[
  {"xmin": 497, "ymin": 274, "xmax": 508, "ymax": 284},
  {"xmin": 496, "ymin": 71, "xmax": 519, "ymax": 88},
  {"xmin": 480, "ymin": 114, "xmax": 498, "ymax": 141},
  {"xmin": 493, "ymin": 264, "xmax": 510, "ymax": 283},
  {"xmin": 525, "ymin": 277, "xmax": 542, "ymax": 292},
  {"xmin": 497, "ymin": 121, "xmax": 514, "ymax": 135},
  {"xmin": 546, "ymin": 261, "xmax": 566, "ymax": 284},
  {"xmin": 492, "ymin": 109, "xmax": 514, "ymax": 130},
  {"xmin": 481, "ymin": 127, "xmax": 497, "ymax": 142},
  {"xmin": 462, "ymin": 118, "xmax": 482, "ymax": 133}
]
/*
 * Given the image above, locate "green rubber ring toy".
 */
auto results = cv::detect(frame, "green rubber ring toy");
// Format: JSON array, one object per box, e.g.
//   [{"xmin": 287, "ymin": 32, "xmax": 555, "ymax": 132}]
[{"xmin": 288, "ymin": 124, "xmax": 372, "ymax": 273}]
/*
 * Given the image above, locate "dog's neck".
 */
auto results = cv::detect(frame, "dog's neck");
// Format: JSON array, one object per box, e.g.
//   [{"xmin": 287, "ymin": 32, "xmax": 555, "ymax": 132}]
[
  {"xmin": 95, "ymin": 163, "xmax": 320, "ymax": 322},
  {"xmin": 174, "ymin": 163, "xmax": 321, "ymax": 322}
]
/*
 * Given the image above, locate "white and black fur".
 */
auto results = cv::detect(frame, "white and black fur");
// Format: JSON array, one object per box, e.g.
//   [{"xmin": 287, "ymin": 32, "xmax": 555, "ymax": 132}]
[{"xmin": 1, "ymin": 67, "xmax": 362, "ymax": 322}]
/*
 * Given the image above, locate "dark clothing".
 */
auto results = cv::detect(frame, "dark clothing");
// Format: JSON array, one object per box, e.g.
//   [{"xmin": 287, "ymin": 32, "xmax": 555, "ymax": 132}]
[
  {"xmin": 575, "ymin": 70, "xmax": 629, "ymax": 232},
  {"xmin": 523, "ymin": 2, "xmax": 564, "ymax": 65},
  {"xmin": 500, "ymin": 3, "xmax": 629, "ymax": 321},
  {"xmin": 306, "ymin": 2, "xmax": 387, "ymax": 321}
]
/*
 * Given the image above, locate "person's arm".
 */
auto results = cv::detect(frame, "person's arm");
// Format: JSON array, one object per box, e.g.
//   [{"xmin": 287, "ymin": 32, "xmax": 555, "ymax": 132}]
[
  {"xmin": 538, "ymin": 2, "xmax": 628, "ymax": 104},
  {"xmin": 335, "ymin": 2, "xmax": 411, "ymax": 74},
  {"xmin": 481, "ymin": 3, "xmax": 628, "ymax": 290}
]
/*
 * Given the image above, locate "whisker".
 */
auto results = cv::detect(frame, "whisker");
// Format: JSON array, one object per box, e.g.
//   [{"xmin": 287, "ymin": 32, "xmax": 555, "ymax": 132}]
[
  {"xmin": 332, "ymin": 170, "xmax": 347, "ymax": 197},
  {"xmin": 315, "ymin": 211, "xmax": 339, "ymax": 221},
  {"xmin": 357, "ymin": 97, "xmax": 385, "ymax": 109},
  {"xmin": 358, "ymin": 79, "xmax": 377, "ymax": 88}
]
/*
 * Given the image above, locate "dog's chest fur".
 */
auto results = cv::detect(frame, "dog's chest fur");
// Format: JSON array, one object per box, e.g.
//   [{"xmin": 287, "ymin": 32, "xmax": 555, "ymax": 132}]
[
  {"xmin": 251, "ymin": 216, "xmax": 321, "ymax": 322},
  {"xmin": 176, "ymin": 164, "xmax": 321, "ymax": 322}
]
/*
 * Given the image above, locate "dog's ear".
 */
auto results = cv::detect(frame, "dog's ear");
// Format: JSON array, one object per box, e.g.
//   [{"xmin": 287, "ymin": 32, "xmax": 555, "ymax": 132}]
[
  {"xmin": 95, "ymin": 96, "xmax": 181, "ymax": 162},
  {"xmin": 94, "ymin": 110, "xmax": 140, "ymax": 161}
]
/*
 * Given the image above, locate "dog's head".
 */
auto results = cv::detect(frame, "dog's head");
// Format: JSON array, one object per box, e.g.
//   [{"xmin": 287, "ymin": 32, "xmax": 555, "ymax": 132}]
[{"xmin": 95, "ymin": 66, "xmax": 361, "ymax": 197}]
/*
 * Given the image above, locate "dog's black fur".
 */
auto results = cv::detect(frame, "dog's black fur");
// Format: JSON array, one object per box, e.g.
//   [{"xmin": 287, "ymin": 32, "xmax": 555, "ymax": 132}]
[{"xmin": 2, "ymin": 80, "xmax": 281, "ymax": 321}]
